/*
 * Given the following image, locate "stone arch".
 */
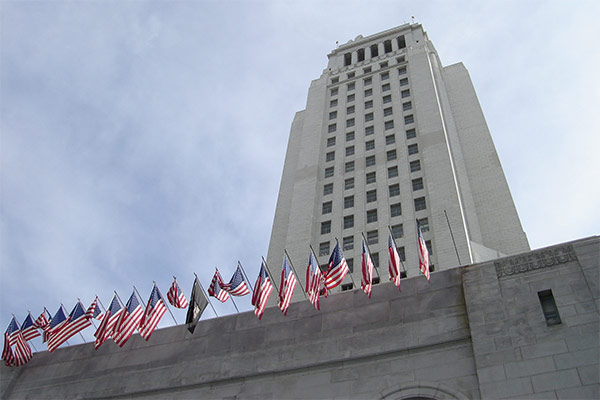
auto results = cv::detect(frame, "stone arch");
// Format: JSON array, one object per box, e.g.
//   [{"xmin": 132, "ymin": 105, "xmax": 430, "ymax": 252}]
[{"xmin": 380, "ymin": 381, "xmax": 470, "ymax": 400}]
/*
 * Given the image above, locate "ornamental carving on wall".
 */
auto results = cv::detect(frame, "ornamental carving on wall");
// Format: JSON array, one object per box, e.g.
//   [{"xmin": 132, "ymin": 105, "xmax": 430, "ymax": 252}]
[{"xmin": 494, "ymin": 245, "xmax": 577, "ymax": 278}]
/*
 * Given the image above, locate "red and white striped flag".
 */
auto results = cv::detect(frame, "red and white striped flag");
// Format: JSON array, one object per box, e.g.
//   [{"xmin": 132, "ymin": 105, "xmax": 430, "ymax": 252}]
[
  {"xmin": 167, "ymin": 278, "xmax": 189, "ymax": 309},
  {"xmin": 94, "ymin": 295, "xmax": 123, "ymax": 349},
  {"xmin": 306, "ymin": 249, "xmax": 322, "ymax": 310},
  {"xmin": 20, "ymin": 313, "xmax": 41, "ymax": 342},
  {"xmin": 4, "ymin": 317, "xmax": 32, "ymax": 366},
  {"xmin": 220, "ymin": 265, "xmax": 251, "ymax": 296},
  {"xmin": 361, "ymin": 238, "xmax": 374, "ymax": 298},
  {"xmin": 2, "ymin": 332, "xmax": 14, "ymax": 367},
  {"xmin": 417, "ymin": 219, "xmax": 430, "ymax": 281},
  {"xmin": 324, "ymin": 242, "xmax": 349, "ymax": 290},
  {"xmin": 251, "ymin": 261, "xmax": 273, "ymax": 320},
  {"xmin": 279, "ymin": 254, "xmax": 298, "ymax": 315},
  {"xmin": 388, "ymin": 233, "xmax": 403, "ymax": 290},
  {"xmin": 113, "ymin": 291, "xmax": 144, "ymax": 347},
  {"xmin": 48, "ymin": 302, "xmax": 91, "ymax": 352},
  {"xmin": 139, "ymin": 284, "xmax": 167, "ymax": 341},
  {"xmin": 208, "ymin": 269, "xmax": 231, "ymax": 303}
]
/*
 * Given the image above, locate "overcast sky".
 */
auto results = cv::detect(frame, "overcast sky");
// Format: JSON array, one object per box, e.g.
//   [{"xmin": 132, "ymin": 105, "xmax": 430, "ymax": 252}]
[{"xmin": 1, "ymin": 0, "xmax": 599, "ymax": 348}]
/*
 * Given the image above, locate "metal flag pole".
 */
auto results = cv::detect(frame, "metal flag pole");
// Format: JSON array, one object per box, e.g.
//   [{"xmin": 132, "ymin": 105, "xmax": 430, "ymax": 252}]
[
  {"xmin": 309, "ymin": 244, "xmax": 328, "ymax": 297},
  {"xmin": 360, "ymin": 232, "xmax": 381, "ymax": 279},
  {"xmin": 194, "ymin": 272, "xmax": 218, "ymax": 317},
  {"xmin": 444, "ymin": 210, "xmax": 461, "ymax": 265},
  {"xmin": 229, "ymin": 295, "xmax": 240, "ymax": 313},
  {"xmin": 237, "ymin": 261, "xmax": 255, "ymax": 293},
  {"xmin": 154, "ymin": 281, "xmax": 178, "ymax": 325},
  {"xmin": 284, "ymin": 249, "xmax": 307, "ymax": 299},
  {"xmin": 261, "ymin": 256, "xmax": 280, "ymax": 294},
  {"xmin": 114, "ymin": 290, "xmax": 126, "ymax": 308},
  {"xmin": 388, "ymin": 225, "xmax": 408, "ymax": 273},
  {"xmin": 336, "ymin": 237, "xmax": 356, "ymax": 288}
]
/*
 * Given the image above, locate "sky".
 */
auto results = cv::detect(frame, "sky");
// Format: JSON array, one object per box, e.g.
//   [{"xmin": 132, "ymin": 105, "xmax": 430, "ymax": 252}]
[{"xmin": 1, "ymin": 0, "xmax": 599, "ymax": 348}]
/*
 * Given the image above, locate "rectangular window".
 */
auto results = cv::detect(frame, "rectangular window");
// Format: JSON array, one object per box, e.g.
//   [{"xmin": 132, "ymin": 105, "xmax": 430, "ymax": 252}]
[
  {"xmin": 364, "ymin": 88, "xmax": 373, "ymax": 97},
  {"xmin": 385, "ymin": 120, "xmax": 394, "ymax": 130},
  {"xmin": 331, "ymin": 87, "xmax": 339, "ymax": 96},
  {"xmin": 372, "ymin": 253, "xmax": 379, "ymax": 268},
  {"xmin": 390, "ymin": 202, "xmax": 402, "ymax": 217},
  {"xmin": 408, "ymin": 143, "xmax": 419, "ymax": 155},
  {"xmin": 399, "ymin": 78, "xmax": 409, "ymax": 86},
  {"xmin": 366, "ymin": 155, "xmax": 376, "ymax": 167},
  {"xmin": 331, "ymin": 77, "xmax": 339, "ymax": 84},
  {"xmin": 391, "ymin": 224, "xmax": 403, "ymax": 238},
  {"xmin": 344, "ymin": 195, "xmax": 354, "ymax": 209},
  {"xmin": 366, "ymin": 189, "xmax": 377, "ymax": 203},
  {"xmin": 396, "ymin": 55, "xmax": 406, "ymax": 63},
  {"xmin": 346, "ymin": 131, "xmax": 355, "ymax": 141},
  {"xmin": 363, "ymin": 66, "xmax": 372, "ymax": 73},
  {"xmin": 344, "ymin": 53, "xmax": 352, "ymax": 67},
  {"xmin": 426, "ymin": 240, "xmax": 433, "ymax": 256},
  {"xmin": 326, "ymin": 151, "xmax": 335, "ymax": 162},
  {"xmin": 404, "ymin": 115, "xmax": 414, "ymax": 124},
  {"xmin": 367, "ymin": 209, "xmax": 378, "ymax": 223},
  {"xmin": 401, "ymin": 89, "xmax": 410, "ymax": 98},
  {"xmin": 386, "ymin": 134, "xmax": 395, "ymax": 145},
  {"xmin": 397, "ymin": 247, "xmax": 406, "ymax": 262},
  {"xmin": 347, "ymin": 105, "xmax": 355, "ymax": 114},
  {"xmin": 347, "ymin": 82, "xmax": 355, "ymax": 91},
  {"xmin": 370, "ymin": 44, "xmax": 379, "ymax": 57},
  {"xmin": 347, "ymin": 72, "xmax": 355, "ymax": 79},
  {"xmin": 412, "ymin": 177, "xmax": 424, "ymax": 191},
  {"xmin": 365, "ymin": 112, "xmax": 374, "ymax": 122},
  {"xmin": 346, "ymin": 146, "xmax": 355, "ymax": 156},
  {"xmin": 346, "ymin": 118, "xmax": 355, "ymax": 128},
  {"xmin": 365, "ymin": 126, "xmax": 374, "ymax": 136},
  {"xmin": 410, "ymin": 160, "xmax": 421, "ymax": 172},
  {"xmin": 366, "ymin": 171, "xmax": 376, "ymax": 184},
  {"xmin": 329, "ymin": 111, "xmax": 337, "ymax": 120},
  {"xmin": 381, "ymin": 71, "xmax": 389, "ymax": 80},
  {"xmin": 327, "ymin": 137, "xmax": 336, "ymax": 147},
  {"xmin": 398, "ymin": 66, "xmax": 407, "ymax": 75},
  {"xmin": 328, "ymin": 123, "xmax": 336, "ymax": 133},
  {"xmin": 414, "ymin": 197, "xmax": 427, "ymax": 211},
  {"xmin": 384, "ymin": 107, "xmax": 393, "ymax": 117},
  {"xmin": 380, "ymin": 61, "xmax": 388, "ymax": 68},
  {"xmin": 322, "ymin": 201, "xmax": 332, "ymax": 214},
  {"xmin": 367, "ymin": 230, "xmax": 378, "ymax": 245},
  {"xmin": 397, "ymin": 36, "xmax": 406, "ymax": 50},
  {"xmin": 319, "ymin": 242, "xmax": 330, "ymax": 256},
  {"xmin": 382, "ymin": 83, "xmax": 391, "ymax": 92},
  {"xmin": 406, "ymin": 128, "xmax": 416, "ymax": 139},
  {"xmin": 323, "ymin": 183, "xmax": 333, "ymax": 195},
  {"xmin": 343, "ymin": 236, "xmax": 354, "ymax": 250},
  {"xmin": 325, "ymin": 166, "xmax": 334, "ymax": 178},
  {"xmin": 403, "ymin": 102, "xmax": 412, "ymax": 111},
  {"xmin": 365, "ymin": 140, "xmax": 375, "ymax": 151},
  {"xmin": 388, "ymin": 166, "xmax": 398, "ymax": 178},
  {"xmin": 345, "ymin": 161, "xmax": 355, "ymax": 173},
  {"xmin": 330, "ymin": 99, "xmax": 338, "ymax": 107},
  {"xmin": 387, "ymin": 149, "xmax": 397, "ymax": 161},
  {"xmin": 389, "ymin": 184, "xmax": 400, "ymax": 197},
  {"xmin": 347, "ymin": 93, "xmax": 355, "ymax": 102},
  {"xmin": 321, "ymin": 221, "xmax": 331, "ymax": 235},
  {"xmin": 344, "ymin": 215, "xmax": 354, "ymax": 229},
  {"xmin": 347, "ymin": 259, "xmax": 354, "ymax": 274},
  {"xmin": 345, "ymin": 177, "xmax": 354, "ymax": 190},
  {"xmin": 365, "ymin": 100, "xmax": 373, "ymax": 109},
  {"xmin": 364, "ymin": 77, "xmax": 372, "ymax": 86},
  {"xmin": 418, "ymin": 217, "xmax": 429, "ymax": 232},
  {"xmin": 383, "ymin": 94, "xmax": 392, "ymax": 104},
  {"xmin": 538, "ymin": 289, "xmax": 562, "ymax": 326}
]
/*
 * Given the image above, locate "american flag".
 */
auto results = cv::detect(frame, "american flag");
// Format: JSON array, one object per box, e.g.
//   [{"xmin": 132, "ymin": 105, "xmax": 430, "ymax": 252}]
[
  {"xmin": 33, "ymin": 308, "xmax": 50, "ymax": 330},
  {"xmin": 94, "ymin": 295, "xmax": 123, "ymax": 349},
  {"xmin": 279, "ymin": 254, "xmax": 298, "ymax": 315},
  {"xmin": 388, "ymin": 232, "xmax": 403, "ymax": 290},
  {"xmin": 306, "ymin": 249, "xmax": 322, "ymax": 310},
  {"xmin": 2, "ymin": 332, "xmax": 14, "ymax": 367},
  {"xmin": 46, "ymin": 306, "xmax": 69, "ymax": 345},
  {"xmin": 361, "ymin": 238, "xmax": 374, "ymax": 298},
  {"xmin": 167, "ymin": 278, "xmax": 189, "ymax": 309},
  {"xmin": 20, "ymin": 312, "xmax": 41, "ymax": 342},
  {"xmin": 113, "ymin": 291, "xmax": 144, "ymax": 347},
  {"xmin": 5, "ymin": 317, "xmax": 32, "ymax": 367},
  {"xmin": 417, "ymin": 219, "xmax": 430, "ymax": 281},
  {"xmin": 48, "ymin": 301, "xmax": 91, "ymax": 352},
  {"xmin": 139, "ymin": 284, "xmax": 167, "ymax": 341},
  {"xmin": 251, "ymin": 261, "xmax": 274, "ymax": 320},
  {"xmin": 208, "ymin": 270, "xmax": 230, "ymax": 303},
  {"xmin": 85, "ymin": 297, "xmax": 101, "ymax": 320},
  {"xmin": 221, "ymin": 265, "xmax": 251, "ymax": 296},
  {"xmin": 324, "ymin": 242, "xmax": 349, "ymax": 290}
]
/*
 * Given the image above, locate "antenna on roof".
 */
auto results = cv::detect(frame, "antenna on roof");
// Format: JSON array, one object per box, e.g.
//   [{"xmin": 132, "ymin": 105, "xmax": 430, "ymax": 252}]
[{"xmin": 411, "ymin": 16, "xmax": 415, "ymax": 24}]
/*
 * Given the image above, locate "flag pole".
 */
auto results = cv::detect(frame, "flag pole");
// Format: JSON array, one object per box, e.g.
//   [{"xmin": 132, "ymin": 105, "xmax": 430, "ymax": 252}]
[
  {"xmin": 237, "ymin": 261, "xmax": 255, "ymax": 293},
  {"xmin": 114, "ymin": 291, "xmax": 126, "ymax": 308},
  {"xmin": 336, "ymin": 237, "xmax": 356, "ymax": 288},
  {"xmin": 97, "ymin": 296, "xmax": 108, "ymax": 312},
  {"xmin": 284, "ymin": 249, "xmax": 307, "ymax": 298},
  {"xmin": 216, "ymin": 267, "xmax": 239, "ymax": 312},
  {"xmin": 444, "ymin": 210, "xmax": 461, "ymax": 265},
  {"xmin": 73, "ymin": 300, "xmax": 88, "ymax": 344},
  {"xmin": 154, "ymin": 281, "xmax": 178, "ymax": 325},
  {"xmin": 261, "ymin": 256, "xmax": 280, "ymax": 294},
  {"xmin": 388, "ymin": 225, "xmax": 408, "ymax": 273},
  {"xmin": 360, "ymin": 232, "xmax": 381, "ymax": 279},
  {"xmin": 229, "ymin": 296, "xmax": 240, "ymax": 313},
  {"xmin": 19, "ymin": 313, "xmax": 39, "ymax": 352},
  {"xmin": 309, "ymin": 244, "xmax": 327, "ymax": 296},
  {"xmin": 194, "ymin": 273, "xmax": 218, "ymax": 317}
]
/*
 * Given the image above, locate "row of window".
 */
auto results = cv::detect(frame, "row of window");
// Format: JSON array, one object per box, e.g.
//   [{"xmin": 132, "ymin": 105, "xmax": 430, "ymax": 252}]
[
  {"xmin": 329, "ymin": 102, "xmax": 412, "ymax": 121},
  {"xmin": 329, "ymin": 88, "xmax": 410, "ymax": 109},
  {"xmin": 341, "ymin": 37, "xmax": 407, "ymax": 67},
  {"xmin": 330, "ymin": 76, "xmax": 409, "ymax": 99},
  {"xmin": 326, "ymin": 141, "xmax": 419, "ymax": 163},
  {"xmin": 333, "ymin": 57, "xmax": 406, "ymax": 84},
  {"xmin": 327, "ymin": 128, "xmax": 416, "ymax": 149},
  {"xmin": 323, "ymin": 146, "xmax": 419, "ymax": 178}
]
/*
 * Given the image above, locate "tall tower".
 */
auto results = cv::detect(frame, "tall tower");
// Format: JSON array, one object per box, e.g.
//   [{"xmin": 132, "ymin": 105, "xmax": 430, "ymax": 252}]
[{"xmin": 267, "ymin": 24, "xmax": 529, "ymax": 296}]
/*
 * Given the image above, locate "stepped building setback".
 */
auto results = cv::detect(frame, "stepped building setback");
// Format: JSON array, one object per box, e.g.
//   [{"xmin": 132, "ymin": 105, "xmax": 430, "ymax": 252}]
[{"xmin": 267, "ymin": 23, "xmax": 529, "ymax": 295}]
